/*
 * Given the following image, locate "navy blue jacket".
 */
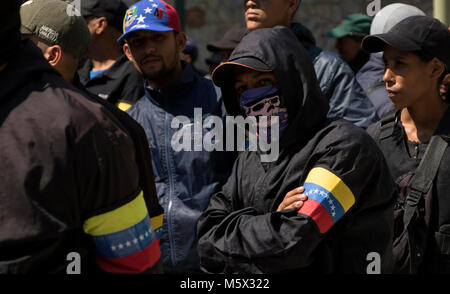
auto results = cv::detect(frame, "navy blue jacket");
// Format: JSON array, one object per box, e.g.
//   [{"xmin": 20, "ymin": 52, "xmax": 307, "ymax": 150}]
[
  {"xmin": 357, "ymin": 53, "xmax": 395, "ymax": 119},
  {"xmin": 292, "ymin": 23, "xmax": 377, "ymax": 128},
  {"xmin": 127, "ymin": 62, "xmax": 235, "ymax": 273}
]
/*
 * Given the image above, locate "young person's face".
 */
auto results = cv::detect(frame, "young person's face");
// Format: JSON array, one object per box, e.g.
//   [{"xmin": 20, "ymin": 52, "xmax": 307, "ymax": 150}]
[
  {"xmin": 383, "ymin": 46, "xmax": 439, "ymax": 109},
  {"xmin": 244, "ymin": 0, "xmax": 297, "ymax": 30},
  {"xmin": 335, "ymin": 36, "xmax": 362, "ymax": 63},
  {"xmin": 124, "ymin": 30, "xmax": 185, "ymax": 82},
  {"xmin": 234, "ymin": 67, "xmax": 278, "ymax": 96}
]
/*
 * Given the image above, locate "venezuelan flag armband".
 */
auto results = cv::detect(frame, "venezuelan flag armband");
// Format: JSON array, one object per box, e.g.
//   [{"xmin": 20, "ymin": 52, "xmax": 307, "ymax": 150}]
[
  {"xmin": 83, "ymin": 191, "xmax": 161, "ymax": 273},
  {"xmin": 298, "ymin": 167, "xmax": 356, "ymax": 234}
]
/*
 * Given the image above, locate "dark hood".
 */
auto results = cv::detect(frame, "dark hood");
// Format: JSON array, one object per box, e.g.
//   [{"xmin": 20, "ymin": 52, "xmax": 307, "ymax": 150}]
[
  {"xmin": 0, "ymin": 40, "xmax": 58, "ymax": 103},
  {"xmin": 291, "ymin": 22, "xmax": 317, "ymax": 47},
  {"xmin": 220, "ymin": 26, "xmax": 329, "ymax": 148}
]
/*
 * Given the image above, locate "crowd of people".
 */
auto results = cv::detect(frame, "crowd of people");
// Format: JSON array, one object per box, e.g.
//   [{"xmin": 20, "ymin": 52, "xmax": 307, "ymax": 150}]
[{"xmin": 1, "ymin": 0, "xmax": 450, "ymax": 275}]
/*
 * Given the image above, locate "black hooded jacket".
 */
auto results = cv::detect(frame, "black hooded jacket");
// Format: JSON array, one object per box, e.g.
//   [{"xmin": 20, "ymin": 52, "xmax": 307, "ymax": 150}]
[{"xmin": 197, "ymin": 27, "xmax": 395, "ymax": 274}]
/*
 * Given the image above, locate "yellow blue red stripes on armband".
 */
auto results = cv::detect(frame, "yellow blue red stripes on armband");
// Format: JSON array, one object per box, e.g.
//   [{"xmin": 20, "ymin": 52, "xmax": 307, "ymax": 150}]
[
  {"xmin": 83, "ymin": 191, "xmax": 161, "ymax": 273},
  {"xmin": 298, "ymin": 167, "xmax": 355, "ymax": 234},
  {"xmin": 150, "ymin": 214, "xmax": 164, "ymax": 240}
]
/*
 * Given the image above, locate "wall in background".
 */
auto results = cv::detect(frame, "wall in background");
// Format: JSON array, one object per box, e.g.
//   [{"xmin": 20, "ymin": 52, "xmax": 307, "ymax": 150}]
[{"xmin": 166, "ymin": 0, "xmax": 433, "ymax": 72}]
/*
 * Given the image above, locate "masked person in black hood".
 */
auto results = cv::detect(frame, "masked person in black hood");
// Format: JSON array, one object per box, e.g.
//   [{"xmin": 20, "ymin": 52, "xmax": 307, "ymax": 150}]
[
  {"xmin": 197, "ymin": 26, "xmax": 396, "ymax": 274},
  {"xmin": 244, "ymin": 0, "xmax": 377, "ymax": 129}
]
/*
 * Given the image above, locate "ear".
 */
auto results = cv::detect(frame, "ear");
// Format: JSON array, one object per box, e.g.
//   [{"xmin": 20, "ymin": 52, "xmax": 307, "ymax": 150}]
[
  {"xmin": 176, "ymin": 32, "xmax": 187, "ymax": 53},
  {"xmin": 123, "ymin": 43, "xmax": 134, "ymax": 62},
  {"xmin": 288, "ymin": 0, "xmax": 301, "ymax": 16},
  {"xmin": 43, "ymin": 45, "xmax": 63, "ymax": 67},
  {"xmin": 431, "ymin": 58, "xmax": 446, "ymax": 80},
  {"xmin": 95, "ymin": 17, "xmax": 108, "ymax": 35}
]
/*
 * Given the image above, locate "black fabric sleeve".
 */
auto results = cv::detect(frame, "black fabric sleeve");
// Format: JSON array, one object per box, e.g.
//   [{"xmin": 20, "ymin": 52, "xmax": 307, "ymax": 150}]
[{"xmin": 197, "ymin": 125, "xmax": 391, "ymax": 273}]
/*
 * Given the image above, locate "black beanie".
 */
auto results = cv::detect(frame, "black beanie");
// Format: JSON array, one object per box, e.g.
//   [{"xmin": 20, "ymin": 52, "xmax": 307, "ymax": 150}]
[{"xmin": 0, "ymin": 0, "xmax": 22, "ymax": 65}]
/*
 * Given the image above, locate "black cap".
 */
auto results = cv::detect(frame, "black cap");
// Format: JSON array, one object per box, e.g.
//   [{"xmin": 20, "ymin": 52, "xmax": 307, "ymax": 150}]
[
  {"xmin": 362, "ymin": 15, "xmax": 450, "ymax": 68},
  {"xmin": 0, "ymin": 0, "xmax": 21, "ymax": 65},
  {"xmin": 207, "ymin": 27, "xmax": 247, "ymax": 52},
  {"xmin": 80, "ymin": 0, "xmax": 128, "ymax": 33},
  {"xmin": 212, "ymin": 57, "xmax": 271, "ymax": 88}
]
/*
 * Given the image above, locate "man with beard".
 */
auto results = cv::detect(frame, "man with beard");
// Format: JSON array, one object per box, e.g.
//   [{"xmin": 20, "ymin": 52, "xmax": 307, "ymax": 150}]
[{"xmin": 120, "ymin": 0, "xmax": 235, "ymax": 273}]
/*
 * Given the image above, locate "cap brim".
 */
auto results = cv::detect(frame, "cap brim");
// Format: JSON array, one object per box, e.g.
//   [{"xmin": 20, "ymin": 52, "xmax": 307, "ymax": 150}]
[
  {"xmin": 324, "ymin": 27, "xmax": 350, "ymax": 38},
  {"xmin": 362, "ymin": 33, "xmax": 422, "ymax": 53},
  {"xmin": 117, "ymin": 24, "xmax": 174, "ymax": 42},
  {"xmin": 212, "ymin": 57, "xmax": 271, "ymax": 87}
]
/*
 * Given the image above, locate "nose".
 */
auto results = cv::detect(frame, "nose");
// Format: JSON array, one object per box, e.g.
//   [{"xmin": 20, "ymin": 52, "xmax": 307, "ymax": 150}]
[
  {"xmin": 245, "ymin": 0, "xmax": 257, "ymax": 9},
  {"xmin": 383, "ymin": 67, "xmax": 395, "ymax": 86}
]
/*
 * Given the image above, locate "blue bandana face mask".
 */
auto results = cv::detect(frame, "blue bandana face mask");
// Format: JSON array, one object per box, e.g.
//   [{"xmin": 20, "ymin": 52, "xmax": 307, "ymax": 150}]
[{"xmin": 239, "ymin": 85, "xmax": 289, "ymax": 141}]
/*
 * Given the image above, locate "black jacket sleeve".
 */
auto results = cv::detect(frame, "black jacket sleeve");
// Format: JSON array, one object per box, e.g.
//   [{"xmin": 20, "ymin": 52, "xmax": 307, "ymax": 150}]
[{"xmin": 197, "ymin": 125, "xmax": 393, "ymax": 273}]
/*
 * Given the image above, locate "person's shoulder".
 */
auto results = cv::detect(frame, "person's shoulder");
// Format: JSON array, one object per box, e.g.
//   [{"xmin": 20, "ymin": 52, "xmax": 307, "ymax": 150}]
[
  {"xmin": 319, "ymin": 120, "xmax": 382, "ymax": 154},
  {"xmin": 192, "ymin": 72, "xmax": 219, "ymax": 101},
  {"xmin": 317, "ymin": 50, "xmax": 353, "ymax": 73},
  {"xmin": 367, "ymin": 120, "xmax": 382, "ymax": 141},
  {"xmin": 40, "ymin": 73, "xmax": 129, "ymax": 139}
]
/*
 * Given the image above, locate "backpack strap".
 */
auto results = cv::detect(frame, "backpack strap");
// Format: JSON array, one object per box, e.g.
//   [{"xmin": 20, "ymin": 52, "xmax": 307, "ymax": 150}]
[
  {"xmin": 403, "ymin": 135, "xmax": 448, "ymax": 272},
  {"xmin": 379, "ymin": 110, "xmax": 401, "ymax": 140},
  {"xmin": 403, "ymin": 135, "xmax": 448, "ymax": 227}
]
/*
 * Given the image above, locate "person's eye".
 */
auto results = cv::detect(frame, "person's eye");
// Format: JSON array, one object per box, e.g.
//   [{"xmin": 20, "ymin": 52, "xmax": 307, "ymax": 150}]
[
  {"xmin": 130, "ymin": 38, "xmax": 144, "ymax": 47},
  {"xmin": 153, "ymin": 34, "xmax": 165, "ymax": 42},
  {"xmin": 395, "ymin": 60, "xmax": 406, "ymax": 66},
  {"xmin": 258, "ymin": 79, "xmax": 272, "ymax": 87}
]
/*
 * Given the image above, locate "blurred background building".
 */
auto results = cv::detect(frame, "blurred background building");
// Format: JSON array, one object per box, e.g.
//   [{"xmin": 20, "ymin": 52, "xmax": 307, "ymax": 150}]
[{"xmin": 123, "ymin": 0, "xmax": 438, "ymax": 73}]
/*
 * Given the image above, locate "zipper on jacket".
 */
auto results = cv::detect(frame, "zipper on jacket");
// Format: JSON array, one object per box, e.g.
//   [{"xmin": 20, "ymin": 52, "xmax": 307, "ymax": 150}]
[{"xmin": 164, "ymin": 112, "xmax": 177, "ymax": 270}]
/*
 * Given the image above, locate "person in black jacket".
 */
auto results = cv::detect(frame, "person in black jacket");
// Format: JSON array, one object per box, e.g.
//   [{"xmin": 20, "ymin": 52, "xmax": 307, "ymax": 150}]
[
  {"xmin": 363, "ymin": 15, "xmax": 450, "ymax": 273},
  {"xmin": 20, "ymin": 0, "xmax": 164, "ymax": 241},
  {"xmin": 0, "ymin": 0, "xmax": 161, "ymax": 274},
  {"xmin": 197, "ymin": 26, "xmax": 395, "ymax": 274},
  {"xmin": 243, "ymin": 0, "xmax": 377, "ymax": 128},
  {"xmin": 78, "ymin": 0, "xmax": 144, "ymax": 111}
]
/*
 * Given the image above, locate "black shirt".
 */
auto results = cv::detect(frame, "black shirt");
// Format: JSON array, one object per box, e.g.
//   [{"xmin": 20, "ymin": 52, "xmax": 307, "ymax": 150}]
[
  {"xmin": 78, "ymin": 55, "xmax": 144, "ymax": 109},
  {"xmin": 368, "ymin": 109, "xmax": 450, "ymax": 273}
]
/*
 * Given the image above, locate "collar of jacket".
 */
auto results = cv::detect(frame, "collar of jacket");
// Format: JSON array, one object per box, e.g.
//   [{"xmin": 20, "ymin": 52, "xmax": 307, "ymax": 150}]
[
  {"xmin": 0, "ymin": 40, "xmax": 58, "ymax": 104},
  {"xmin": 348, "ymin": 50, "xmax": 370, "ymax": 74},
  {"xmin": 144, "ymin": 61, "xmax": 195, "ymax": 104},
  {"xmin": 79, "ymin": 55, "xmax": 131, "ymax": 83}
]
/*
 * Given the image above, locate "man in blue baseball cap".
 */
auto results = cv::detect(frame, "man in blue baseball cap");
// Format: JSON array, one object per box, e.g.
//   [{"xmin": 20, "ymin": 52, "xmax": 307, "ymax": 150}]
[{"xmin": 119, "ymin": 0, "xmax": 235, "ymax": 274}]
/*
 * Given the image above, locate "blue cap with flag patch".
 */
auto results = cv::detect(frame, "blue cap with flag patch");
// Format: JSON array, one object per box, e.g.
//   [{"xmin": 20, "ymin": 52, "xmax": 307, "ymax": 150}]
[{"xmin": 117, "ymin": 0, "xmax": 181, "ymax": 42}]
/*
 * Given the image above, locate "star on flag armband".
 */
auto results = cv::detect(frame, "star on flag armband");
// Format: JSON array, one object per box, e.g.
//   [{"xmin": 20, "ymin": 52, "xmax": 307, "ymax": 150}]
[
  {"xmin": 298, "ymin": 167, "xmax": 356, "ymax": 234},
  {"xmin": 83, "ymin": 191, "xmax": 161, "ymax": 273}
]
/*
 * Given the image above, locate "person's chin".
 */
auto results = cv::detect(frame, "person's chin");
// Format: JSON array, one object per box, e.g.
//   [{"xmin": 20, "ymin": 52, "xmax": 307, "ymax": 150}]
[{"xmin": 246, "ymin": 19, "xmax": 263, "ymax": 30}]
